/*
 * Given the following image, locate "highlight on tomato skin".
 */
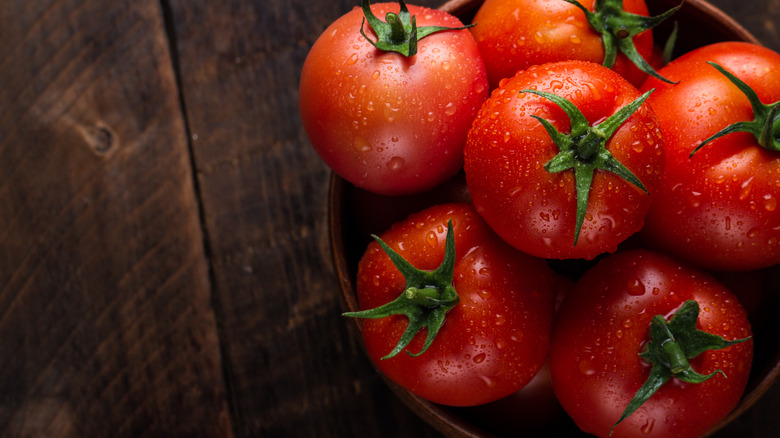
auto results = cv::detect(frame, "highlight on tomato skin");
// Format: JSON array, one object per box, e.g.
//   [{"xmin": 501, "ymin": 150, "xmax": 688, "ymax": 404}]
[
  {"xmin": 463, "ymin": 60, "xmax": 665, "ymax": 261},
  {"xmin": 351, "ymin": 203, "xmax": 557, "ymax": 407},
  {"xmin": 299, "ymin": 0, "xmax": 489, "ymax": 196},
  {"xmin": 549, "ymin": 249, "xmax": 754, "ymax": 438}
]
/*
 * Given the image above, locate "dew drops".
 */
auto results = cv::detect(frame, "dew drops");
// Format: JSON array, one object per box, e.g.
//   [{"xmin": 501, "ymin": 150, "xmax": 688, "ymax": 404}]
[
  {"xmin": 641, "ymin": 418, "xmax": 655, "ymax": 435},
  {"xmin": 764, "ymin": 194, "xmax": 777, "ymax": 211},
  {"xmin": 444, "ymin": 102, "xmax": 456, "ymax": 116},
  {"xmin": 386, "ymin": 156, "xmax": 405, "ymax": 171},
  {"xmin": 480, "ymin": 375, "xmax": 497, "ymax": 388},
  {"xmin": 426, "ymin": 231, "xmax": 438, "ymax": 248},
  {"xmin": 495, "ymin": 313, "xmax": 506, "ymax": 326},
  {"xmin": 626, "ymin": 277, "xmax": 646, "ymax": 296},
  {"xmin": 478, "ymin": 289, "xmax": 493, "ymax": 300},
  {"xmin": 473, "ymin": 352, "xmax": 486, "ymax": 364},
  {"xmin": 346, "ymin": 52, "xmax": 359, "ymax": 65},
  {"xmin": 739, "ymin": 177, "xmax": 754, "ymax": 200},
  {"xmin": 579, "ymin": 357, "xmax": 596, "ymax": 376}
]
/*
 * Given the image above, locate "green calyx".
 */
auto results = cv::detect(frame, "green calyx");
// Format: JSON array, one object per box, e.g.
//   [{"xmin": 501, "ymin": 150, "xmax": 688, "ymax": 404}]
[
  {"xmin": 689, "ymin": 62, "xmax": 780, "ymax": 157},
  {"xmin": 564, "ymin": 0, "xmax": 681, "ymax": 84},
  {"xmin": 610, "ymin": 300, "xmax": 751, "ymax": 435},
  {"xmin": 343, "ymin": 220, "xmax": 460, "ymax": 359},
  {"xmin": 522, "ymin": 88, "xmax": 652, "ymax": 246},
  {"xmin": 359, "ymin": 0, "xmax": 473, "ymax": 57}
]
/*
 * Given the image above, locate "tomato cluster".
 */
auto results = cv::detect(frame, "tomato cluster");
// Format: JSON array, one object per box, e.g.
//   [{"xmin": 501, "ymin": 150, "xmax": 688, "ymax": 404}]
[{"xmin": 300, "ymin": 1, "xmax": 778, "ymax": 437}]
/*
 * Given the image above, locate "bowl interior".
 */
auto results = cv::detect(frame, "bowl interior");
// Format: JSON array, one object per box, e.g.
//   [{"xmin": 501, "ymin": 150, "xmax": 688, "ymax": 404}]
[{"xmin": 329, "ymin": 1, "xmax": 778, "ymax": 436}]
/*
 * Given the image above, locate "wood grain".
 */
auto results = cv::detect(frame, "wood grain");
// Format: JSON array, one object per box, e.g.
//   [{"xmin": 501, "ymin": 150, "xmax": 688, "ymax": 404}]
[{"xmin": 0, "ymin": 0, "xmax": 230, "ymax": 436}]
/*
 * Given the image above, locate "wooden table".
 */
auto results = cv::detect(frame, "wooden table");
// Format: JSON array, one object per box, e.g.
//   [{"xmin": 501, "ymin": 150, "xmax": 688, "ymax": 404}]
[{"xmin": 0, "ymin": 0, "xmax": 777, "ymax": 436}]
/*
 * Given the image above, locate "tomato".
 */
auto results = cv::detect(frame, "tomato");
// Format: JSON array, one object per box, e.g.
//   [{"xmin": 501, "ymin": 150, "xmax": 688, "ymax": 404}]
[
  {"xmin": 464, "ymin": 60, "xmax": 664, "ymax": 260},
  {"xmin": 299, "ymin": 0, "xmax": 488, "ymax": 196},
  {"xmin": 349, "ymin": 203, "xmax": 556, "ymax": 406},
  {"xmin": 549, "ymin": 249, "xmax": 753, "ymax": 438},
  {"xmin": 459, "ymin": 273, "xmax": 573, "ymax": 434},
  {"xmin": 469, "ymin": 0, "xmax": 677, "ymax": 90},
  {"xmin": 639, "ymin": 42, "xmax": 780, "ymax": 271}
]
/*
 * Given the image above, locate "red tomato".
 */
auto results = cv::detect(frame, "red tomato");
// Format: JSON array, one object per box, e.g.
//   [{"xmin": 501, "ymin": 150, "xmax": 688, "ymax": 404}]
[
  {"xmin": 469, "ymin": 0, "xmax": 667, "ymax": 90},
  {"xmin": 639, "ymin": 42, "xmax": 780, "ymax": 271},
  {"xmin": 353, "ymin": 203, "xmax": 556, "ymax": 406},
  {"xmin": 464, "ymin": 60, "xmax": 664, "ymax": 260},
  {"xmin": 299, "ymin": 1, "xmax": 488, "ymax": 195},
  {"xmin": 550, "ymin": 249, "xmax": 753, "ymax": 438}
]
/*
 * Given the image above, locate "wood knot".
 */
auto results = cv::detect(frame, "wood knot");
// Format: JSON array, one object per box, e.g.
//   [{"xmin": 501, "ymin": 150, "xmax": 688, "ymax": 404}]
[{"xmin": 82, "ymin": 124, "xmax": 115, "ymax": 155}]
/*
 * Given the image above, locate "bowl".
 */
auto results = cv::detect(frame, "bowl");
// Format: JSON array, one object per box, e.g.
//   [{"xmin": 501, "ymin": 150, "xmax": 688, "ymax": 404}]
[{"xmin": 329, "ymin": 0, "xmax": 779, "ymax": 436}]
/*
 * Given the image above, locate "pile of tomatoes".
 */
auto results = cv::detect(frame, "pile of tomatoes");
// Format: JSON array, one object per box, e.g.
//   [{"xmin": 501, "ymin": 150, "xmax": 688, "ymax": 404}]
[{"xmin": 299, "ymin": 1, "xmax": 779, "ymax": 437}]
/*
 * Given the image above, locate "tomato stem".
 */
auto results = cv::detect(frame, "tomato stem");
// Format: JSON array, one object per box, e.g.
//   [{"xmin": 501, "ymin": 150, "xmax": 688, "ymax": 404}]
[
  {"xmin": 359, "ymin": 0, "xmax": 473, "ymax": 57},
  {"xmin": 690, "ymin": 62, "xmax": 780, "ymax": 157},
  {"xmin": 610, "ymin": 300, "xmax": 751, "ymax": 435},
  {"xmin": 521, "ymin": 88, "xmax": 652, "ymax": 246},
  {"xmin": 563, "ymin": 0, "xmax": 681, "ymax": 84},
  {"xmin": 343, "ymin": 220, "xmax": 460, "ymax": 359}
]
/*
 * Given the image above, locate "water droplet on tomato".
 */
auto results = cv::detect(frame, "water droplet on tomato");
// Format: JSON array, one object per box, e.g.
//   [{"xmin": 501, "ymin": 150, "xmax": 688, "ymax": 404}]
[
  {"xmin": 480, "ymin": 375, "xmax": 496, "ymax": 388},
  {"xmin": 626, "ymin": 277, "xmax": 645, "ymax": 296},
  {"xmin": 739, "ymin": 177, "xmax": 754, "ymax": 200},
  {"xmin": 444, "ymin": 102, "xmax": 456, "ymax": 116},
  {"xmin": 764, "ymin": 194, "xmax": 777, "ymax": 211},
  {"xmin": 641, "ymin": 418, "xmax": 655, "ymax": 435},
  {"xmin": 494, "ymin": 314, "xmax": 506, "ymax": 326},
  {"xmin": 473, "ymin": 353, "xmax": 486, "ymax": 364},
  {"xmin": 477, "ymin": 289, "xmax": 492, "ymax": 300},
  {"xmin": 426, "ymin": 231, "xmax": 438, "ymax": 248},
  {"xmin": 386, "ymin": 156, "xmax": 405, "ymax": 171},
  {"xmin": 578, "ymin": 357, "xmax": 596, "ymax": 376},
  {"xmin": 346, "ymin": 53, "xmax": 358, "ymax": 65}
]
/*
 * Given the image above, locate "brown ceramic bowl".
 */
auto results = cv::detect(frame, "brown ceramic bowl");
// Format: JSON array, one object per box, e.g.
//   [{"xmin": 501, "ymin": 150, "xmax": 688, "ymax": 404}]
[{"xmin": 329, "ymin": 0, "xmax": 780, "ymax": 436}]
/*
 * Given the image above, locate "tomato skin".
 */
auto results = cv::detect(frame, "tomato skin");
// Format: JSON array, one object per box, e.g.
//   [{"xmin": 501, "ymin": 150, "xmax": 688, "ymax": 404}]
[
  {"xmin": 549, "ymin": 249, "xmax": 753, "ymax": 438},
  {"xmin": 299, "ymin": 3, "xmax": 488, "ymax": 196},
  {"xmin": 464, "ymin": 60, "xmax": 664, "ymax": 260},
  {"xmin": 639, "ymin": 42, "xmax": 780, "ymax": 271},
  {"xmin": 470, "ymin": 0, "xmax": 653, "ymax": 89},
  {"xmin": 356, "ymin": 203, "xmax": 556, "ymax": 406}
]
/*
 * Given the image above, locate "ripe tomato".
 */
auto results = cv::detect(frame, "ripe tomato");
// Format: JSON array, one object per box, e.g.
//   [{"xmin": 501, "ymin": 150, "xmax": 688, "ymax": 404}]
[
  {"xmin": 351, "ymin": 203, "xmax": 556, "ymax": 406},
  {"xmin": 299, "ymin": 1, "xmax": 488, "ymax": 195},
  {"xmin": 464, "ymin": 60, "xmax": 664, "ymax": 260},
  {"xmin": 639, "ymin": 42, "xmax": 780, "ymax": 271},
  {"xmin": 549, "ymin": 249, "xmax": 753, "ymax": 438},
  {"xmin": 469, "ymin": 0, "xmax": 675, "ymax": 90}
]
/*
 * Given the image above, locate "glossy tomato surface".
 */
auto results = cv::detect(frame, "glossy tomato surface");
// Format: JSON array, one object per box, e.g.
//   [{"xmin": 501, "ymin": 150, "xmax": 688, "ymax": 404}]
[
  {"xmin": 550, "ymin": 249, "xmax": 753, "ymax": 438},
  {"xmin": 464, "ymin": 60, "xmax": 664, "ymax": 260},
  {"xmin": 469, "ymin": 0, "xmax": 654, "ymax": 89},
  {"xmin": 639, "ymin": 42, "xmax": 780, "ymax": 271},
  {"xmin": 299, "ymin": 3, "xmax": 488, "ymax": 196},
  {"xmin": 355, "ymin": 203, "xmax": 556, "ymax": 406}
]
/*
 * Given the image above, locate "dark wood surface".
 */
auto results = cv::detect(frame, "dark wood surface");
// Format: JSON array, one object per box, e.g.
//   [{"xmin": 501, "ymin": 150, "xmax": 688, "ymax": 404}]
[{"xmin": 0, "ymin": 0, "xmax": 777, "ymax": 437}]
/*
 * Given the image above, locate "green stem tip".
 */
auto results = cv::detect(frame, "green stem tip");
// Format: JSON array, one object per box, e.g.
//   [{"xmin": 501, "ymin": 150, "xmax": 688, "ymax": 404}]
[
  {"xmin": 343, "ymin": 220, "xmax": 460, "ymax": 359},
  {"xmin": 359, "ymin": 0, "xmax": 474, "ymax": 57},
  {"xmin": 610, "ymin": 300, "xmax": 751, "ymax": 435},
  {"xmin": 521, "ymin": 88, "xmax": 652, "ymax": 246},
  {"xmin": 564, "ymin": 0, "xmax": 682, "ymax": 84},
  {"xmin": 689, "ymin": 61, "xmax": 780, "ymax": 157}
]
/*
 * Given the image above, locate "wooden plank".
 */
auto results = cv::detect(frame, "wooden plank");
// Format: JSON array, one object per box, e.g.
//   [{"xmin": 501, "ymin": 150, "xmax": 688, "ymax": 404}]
[
  {"xmin": 0, "ymin": 0, "xmax": 231, "ymax": 436},
  {"xmin": 166, "ymin": 0, "xmax": 444, "ymax": 435}
]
